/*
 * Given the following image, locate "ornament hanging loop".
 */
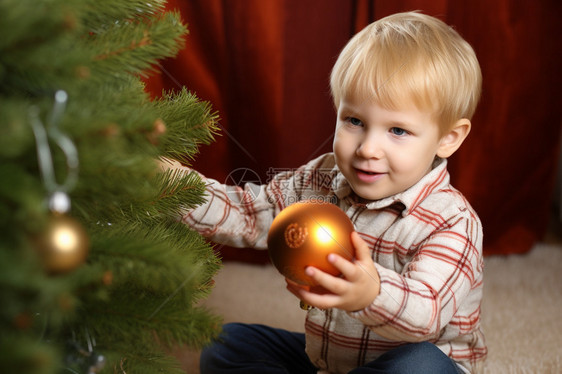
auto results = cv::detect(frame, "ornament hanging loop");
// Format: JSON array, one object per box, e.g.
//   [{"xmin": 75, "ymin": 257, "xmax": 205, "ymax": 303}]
[{"xmin": 29, "ymin": 90, "xmax": 79, "ymax": 213}]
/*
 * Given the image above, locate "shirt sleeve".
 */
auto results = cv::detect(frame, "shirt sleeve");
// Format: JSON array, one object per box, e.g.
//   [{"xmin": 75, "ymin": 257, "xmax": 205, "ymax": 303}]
[
  {"xmin": 349, "ymin": 212, "xmax": 483, "ymax": 342},
  {"xmin": 179, "ymin": 154, "xmax": 337, "ymax": 249},
  {"xmin": 178, "ymin": 171, "xmax": 275, "ymax": 249}
]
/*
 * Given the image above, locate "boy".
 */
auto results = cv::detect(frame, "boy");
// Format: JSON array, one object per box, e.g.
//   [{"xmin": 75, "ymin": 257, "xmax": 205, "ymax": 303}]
[{"xmin": 182, "ymin": 11, "xmax": 486, "ymax": 374}]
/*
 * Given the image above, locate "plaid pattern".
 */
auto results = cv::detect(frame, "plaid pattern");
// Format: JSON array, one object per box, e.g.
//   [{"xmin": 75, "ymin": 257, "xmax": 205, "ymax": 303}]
[{"xmin": 181, "ymin": 153, "xmax": 486, "ymax": 373}]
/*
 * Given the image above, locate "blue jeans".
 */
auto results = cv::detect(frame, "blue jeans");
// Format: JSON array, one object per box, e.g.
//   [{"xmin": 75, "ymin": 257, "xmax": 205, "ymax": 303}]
[{"xmin": 200, "ymin": 323, "xmax": 463, "ymax": 374}]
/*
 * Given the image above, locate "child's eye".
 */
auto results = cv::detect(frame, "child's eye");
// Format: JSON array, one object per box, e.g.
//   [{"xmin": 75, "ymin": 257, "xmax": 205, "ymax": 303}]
[
  {"xmin": 347, "ymin": 117, "xmax": 362, "ymax": 126},
  {"xmin": 390, "ymin": 127, "xmax": 408, "ymax": 136}
]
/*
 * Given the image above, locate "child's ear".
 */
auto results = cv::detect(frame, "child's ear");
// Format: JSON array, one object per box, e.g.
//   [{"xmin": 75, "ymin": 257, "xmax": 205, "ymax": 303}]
[{"xmin": 437, "ymin": 118, "xmax": 471, "ymax": 158}]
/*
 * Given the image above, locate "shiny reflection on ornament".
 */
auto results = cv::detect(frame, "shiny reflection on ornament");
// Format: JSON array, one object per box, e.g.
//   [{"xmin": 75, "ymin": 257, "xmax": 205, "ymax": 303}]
[
  {"xmin": 315, "ymin": 224, "xmax": 334, "ymax": 244},
  {"xmin": 54, "ymin": 227, "xmax": 79, "ymax": 252},
  {"xmin": 35, "ymin": 214, "xmax": 90, "ymax": 274}
]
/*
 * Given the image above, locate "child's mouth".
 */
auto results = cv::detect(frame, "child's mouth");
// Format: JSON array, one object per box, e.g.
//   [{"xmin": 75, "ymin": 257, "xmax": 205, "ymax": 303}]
[
  {"xmin": 355, "ymin": 168, "xmax": 385, "ymax": 182},
  {"xmin": 356, "ymin": 167, "xmax": 379, "ymax": 175}
]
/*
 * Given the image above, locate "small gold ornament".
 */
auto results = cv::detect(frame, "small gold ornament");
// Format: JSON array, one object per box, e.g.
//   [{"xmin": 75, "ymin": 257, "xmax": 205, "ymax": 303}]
[
  {"xmin": 35, "ymin": 213, "xmax": 90, "ymax": 274},
  {"xmin": 267, "ymin": 201, "xmax": 354, "ymax": 286},
  {"xmin": 29, "ymin": 91, "xmax": 90, "ymax": 275}
]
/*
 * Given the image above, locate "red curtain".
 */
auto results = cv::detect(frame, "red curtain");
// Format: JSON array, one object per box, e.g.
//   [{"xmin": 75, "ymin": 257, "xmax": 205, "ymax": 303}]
[{"xmin": 146, "ymin": 0, "xmax": 562, "ymax": 260}]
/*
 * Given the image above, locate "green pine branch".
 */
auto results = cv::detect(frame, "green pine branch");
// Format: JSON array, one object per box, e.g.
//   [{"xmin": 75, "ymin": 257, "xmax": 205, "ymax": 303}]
[
  {"xmin": 156, "ymin": 88, "xmax": 221, "ymax": 165},
  {"xmin": 1, "ymin": 1, "xmax": 222, "ymax": 373}
]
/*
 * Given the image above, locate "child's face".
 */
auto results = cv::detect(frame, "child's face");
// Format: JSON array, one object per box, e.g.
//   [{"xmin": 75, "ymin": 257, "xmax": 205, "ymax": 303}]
[{"xmin": 333, "ymin": 97, "xmax": 444, "ymax": 201}]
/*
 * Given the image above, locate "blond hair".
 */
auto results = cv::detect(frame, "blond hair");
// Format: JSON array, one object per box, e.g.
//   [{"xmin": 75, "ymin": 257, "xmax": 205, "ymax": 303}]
[{"xmin": 330, "ymin": 12, "xmax": 482, "ymax": 133}]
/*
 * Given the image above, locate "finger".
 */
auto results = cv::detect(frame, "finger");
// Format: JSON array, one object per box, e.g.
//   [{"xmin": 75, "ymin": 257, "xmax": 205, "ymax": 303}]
[
  {"xmin": 351, "ymin": 231, "xmax": 371, "ymax": 261},
  {"xmin": 285, "ymin": 278, "xmax": 310, "ymax": 292},
  {"xmin": 331, "ymin": 232, "xmax": 373, "ymax": 283},
  {"xmin": 326, "ymin": 253, "xmax": 357, "ymax": 280},
  {"xmin": 305, "ymin": 266, "xmax": 348, "ymax": 295},
  {"xmin": 286, "ymin": 282, "xmax": 302, "ymax": 298},
  {"xmin": 296, "ymin": 286, "xmax": 342, "ymax": 310},
  {"xmin": 328, "ymin": 232, "xmax": 370, "ymax": 281},
  {"xmin": 286, "ymin": 281, "xmax": 312, "ymax": 301}
]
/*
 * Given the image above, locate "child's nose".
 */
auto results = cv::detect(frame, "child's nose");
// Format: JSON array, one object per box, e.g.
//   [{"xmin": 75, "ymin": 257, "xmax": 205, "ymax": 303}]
[{"xmin": 356, "ymin": 135, "xmax": 384, "ymax": 159}]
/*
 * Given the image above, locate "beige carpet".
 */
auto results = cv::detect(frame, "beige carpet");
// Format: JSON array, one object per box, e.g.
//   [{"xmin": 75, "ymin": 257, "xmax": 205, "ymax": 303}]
[{"xmin": 175, "ymin": 242, "xmax": 562, "ymax": 373}]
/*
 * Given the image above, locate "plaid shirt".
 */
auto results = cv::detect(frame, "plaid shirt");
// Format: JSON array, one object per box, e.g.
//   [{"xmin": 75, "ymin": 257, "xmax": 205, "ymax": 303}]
[{"xmin": 181, "ymin": 153, "xmax": 487, "ymax": 373}]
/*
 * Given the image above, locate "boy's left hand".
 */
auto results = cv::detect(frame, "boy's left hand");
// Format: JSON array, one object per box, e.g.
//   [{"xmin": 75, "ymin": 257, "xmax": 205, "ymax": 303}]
[{"xmin": 286, "ymin": 232, "xmax": 380, "ymax": 312}]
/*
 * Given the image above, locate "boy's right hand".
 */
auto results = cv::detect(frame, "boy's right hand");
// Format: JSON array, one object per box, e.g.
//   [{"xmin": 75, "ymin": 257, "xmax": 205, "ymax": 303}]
[{"xmin": 286, "ymin": 232, "xmax": 380, "ymax": 312}]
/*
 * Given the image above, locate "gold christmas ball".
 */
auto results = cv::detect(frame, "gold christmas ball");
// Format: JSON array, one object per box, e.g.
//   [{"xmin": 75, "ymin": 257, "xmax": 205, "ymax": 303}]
[
  {"xmin": 35, "ymin": 214, "xmax": 90, "ymax": 274},
  {"xmin": 267, "ymin": 201, "xmax": 354, "ymax": 286}
]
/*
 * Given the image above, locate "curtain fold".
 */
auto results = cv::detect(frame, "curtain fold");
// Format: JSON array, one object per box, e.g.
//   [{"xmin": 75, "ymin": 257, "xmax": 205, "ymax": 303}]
[{"xmin": 146, "ymin": 0, "xmax": 561, "ymax": 258}]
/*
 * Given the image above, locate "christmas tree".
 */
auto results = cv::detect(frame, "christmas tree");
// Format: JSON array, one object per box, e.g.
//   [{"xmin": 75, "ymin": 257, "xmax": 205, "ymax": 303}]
[{"xmin": 0, "ymin": 1, "xmax": 221, "ymax": 373}]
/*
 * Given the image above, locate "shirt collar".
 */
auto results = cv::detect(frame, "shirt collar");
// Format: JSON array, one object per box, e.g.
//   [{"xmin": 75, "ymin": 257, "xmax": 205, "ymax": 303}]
[{"xmin": 332, "ymin": 158, "xmax": 450, "ymax": 216}]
